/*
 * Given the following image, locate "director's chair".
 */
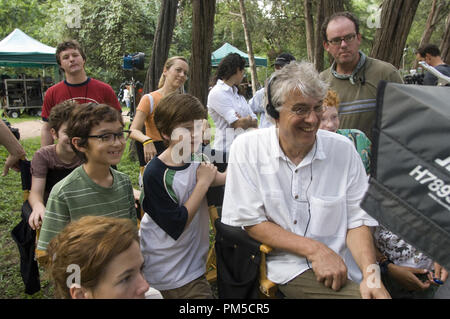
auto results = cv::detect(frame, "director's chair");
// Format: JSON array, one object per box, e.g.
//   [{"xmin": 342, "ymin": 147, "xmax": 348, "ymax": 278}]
[
  {"xmin": 214, "ymin": 220, "xmax": 278, "ymax": 299},
  {"xmin": 200, "ymin": 147, "xmax": 278, "ymax": 298}
]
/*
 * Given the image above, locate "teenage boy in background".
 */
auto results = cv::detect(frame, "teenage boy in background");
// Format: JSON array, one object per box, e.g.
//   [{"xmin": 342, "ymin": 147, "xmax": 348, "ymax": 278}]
[{"xmin": 41, "ymin": 40, "xmax": 121, "ymax": 146}]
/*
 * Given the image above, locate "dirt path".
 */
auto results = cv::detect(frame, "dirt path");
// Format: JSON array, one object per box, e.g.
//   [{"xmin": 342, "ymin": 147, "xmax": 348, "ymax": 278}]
[
  {"xmin": 12, "ymin": 119, "xmax": 43, "ymax": 139},
  {"xmin": 11, "ymin": 112, "xmax": 131, "ymax": 140}
]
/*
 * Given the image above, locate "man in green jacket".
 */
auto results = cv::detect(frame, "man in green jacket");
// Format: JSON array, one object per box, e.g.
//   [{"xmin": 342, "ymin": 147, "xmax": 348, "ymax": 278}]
[{"xmin": 320, "ymin": 11, "xmax": 403, "ymax": 141}]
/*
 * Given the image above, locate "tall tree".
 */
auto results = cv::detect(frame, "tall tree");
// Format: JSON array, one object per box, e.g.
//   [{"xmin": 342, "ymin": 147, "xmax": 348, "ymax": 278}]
[
  {"xmin": 313, "ymin": 0, "xmax": 325, "ymax": 72},
  {"xmin": 441, "ymin": 14, "xmax": 450, "ymax": 64},
  {"xmin": 238, "ymin": 0, "xmax": 259, "ymax": 95},
  {"xmin": 188, "ymin": 0, "xmax": 216, "ymax": 107},
  {"xmin": 144, "ymin": 0, "xmax": 179, "ymax": 93},
  {"xmin": 370, "ymin": 0, "xmax": 420, "ymax": 69},
  {"xmin": 61, "ymin": 0, "xmax": 157, "ymax": 89},
  {"xmin": 304, "ymin": 0, "xmax": 315, "ymax": 62},
  {"xmin": 314, "ymin": 0, "xmax": 346, "ymax": 71},
  {"xmin": 419, "ymin": 0, "xmax": 448, "ymax": 49}
]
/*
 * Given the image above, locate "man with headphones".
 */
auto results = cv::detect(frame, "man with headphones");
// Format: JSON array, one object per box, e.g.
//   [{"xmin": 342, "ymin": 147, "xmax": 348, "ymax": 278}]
[
  {"xmin": 320, "ymin": 12, "xmax": 403, "ymax": 141},
  {"xmin": 221, "ymin": 61, "xmax": 390, "ymax": 299},
  {"xmin": 41, "ymin": 40, "xmax": 121, "ymax": 146}
]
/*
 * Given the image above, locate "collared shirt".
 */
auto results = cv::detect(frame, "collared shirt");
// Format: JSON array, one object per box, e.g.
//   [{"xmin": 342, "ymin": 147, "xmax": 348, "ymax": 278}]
[
  {"xmin": 207, "ymin": 79, "xmax": 257, "ymax": 152},
  {"xmin": 221, "ymin": 127, "xmax": 378, "ymax": 284},
  {"xmin": 248, "ymin": 87, "xmax": 273, "ymax": 129},
  {"xmin": 320, "ymin": 57, "xmax": 403, "ymax": 140}
]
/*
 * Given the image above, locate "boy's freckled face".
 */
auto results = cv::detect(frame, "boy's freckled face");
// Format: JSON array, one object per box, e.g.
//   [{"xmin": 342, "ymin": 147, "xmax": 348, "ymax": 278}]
[{"xmin": 85, "ymin": 120, "xmax": 126, "ymax": 166}]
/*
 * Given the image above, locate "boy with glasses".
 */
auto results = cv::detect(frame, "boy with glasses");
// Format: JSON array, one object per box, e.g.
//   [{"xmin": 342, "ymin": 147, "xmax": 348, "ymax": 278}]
[
  {"xmin": 37, "ymin": 103, "xmax": 136, "ymax": 251},
  {"xmin": 319, "ymin": 11, "xmax": 403, "ymax": 141}
]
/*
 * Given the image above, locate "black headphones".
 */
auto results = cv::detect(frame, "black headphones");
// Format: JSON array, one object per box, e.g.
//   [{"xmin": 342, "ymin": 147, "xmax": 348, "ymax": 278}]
[{"xmin": 265, "ymin": 76, "xmax": 280, "ymax": 119}]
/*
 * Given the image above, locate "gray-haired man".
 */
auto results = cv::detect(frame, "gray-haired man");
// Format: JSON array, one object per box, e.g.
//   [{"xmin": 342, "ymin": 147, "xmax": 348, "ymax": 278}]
[{"xmin": 222, "ymin": 61, "xmax": 390, "ymax": 299}]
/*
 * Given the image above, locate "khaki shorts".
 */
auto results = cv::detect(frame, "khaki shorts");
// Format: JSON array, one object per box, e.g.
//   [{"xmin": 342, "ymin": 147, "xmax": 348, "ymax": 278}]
[
  {"xmin": 278, "ymin": 269, "xmax": 362, "ymax": 299},
  {"xmin": 159, "ymin": 275, "xmax": 213, "ymax": 299}
]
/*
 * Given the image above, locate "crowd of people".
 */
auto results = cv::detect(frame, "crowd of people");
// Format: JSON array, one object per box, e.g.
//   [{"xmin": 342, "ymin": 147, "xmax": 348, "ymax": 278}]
[{"xmin": 1, "ymin": 11, "xmax": 448, "ymax": 300}]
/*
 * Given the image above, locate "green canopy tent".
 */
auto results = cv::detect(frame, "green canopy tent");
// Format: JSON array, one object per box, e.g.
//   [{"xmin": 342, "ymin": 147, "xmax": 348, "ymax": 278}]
[
  {"xmin": 0, "ymin": 28, "xmax": 59, "ymax": 79},
  {"xmin": 0, "ymin": 29, "xmax": 60, "ymax": 117},
  {"xmin": 211, "ymin": 43, "xmax": 267, "ymax": 67}
]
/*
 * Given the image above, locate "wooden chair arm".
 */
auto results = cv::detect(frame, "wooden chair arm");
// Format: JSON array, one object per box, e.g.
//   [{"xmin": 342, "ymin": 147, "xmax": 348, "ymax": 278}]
[
  {"xmin": 35, "ymin": 228, "xmax": 49, "ymax": 267},
  {"xmin": 259, "ymin": 243, "xmax": 277, "ymax": 298},
  {"xmin": 259, "ymin": 244, "xmax": 272, "ymax": 254}
]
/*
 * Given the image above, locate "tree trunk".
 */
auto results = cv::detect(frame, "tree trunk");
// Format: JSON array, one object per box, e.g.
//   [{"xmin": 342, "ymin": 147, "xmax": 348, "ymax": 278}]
[
  {"xmin": 189, "ymin": 0, "xmax": 216, "ymax": 108},
  {"xmin": 314, "ymin": 0, "xmax": 325, "ymax": 72},
  {"xmin": 238, "ymin": 0, "xmax": 259, "ymax": 95},
  {"xmin": 419, "ymin": 0, "xmax": 446, "ymax": 49},
  {"xmin": 134, "ymin": 0, "xmax": 178, "ymax": 164},
  {"xmin": 314, "ymin": 0, "xmax": 346, "ymax": 71},
  {"xmin": 304, "ymin": 0, "xmax": 315, "ymax": 62},
  {"xmin": 143, "ymin": 0, "xmax": 179, "ymax": 94},
  {"xmin": 370, "ymin": 0, "xmax": 420, "ymax": 69},
  {"xmin": 440, "ymin": 13, "xmax": 450, "ymax": 64},
  {"xmin": 323, "ymin": 0, "xmax": 346, "ymax": 16}
]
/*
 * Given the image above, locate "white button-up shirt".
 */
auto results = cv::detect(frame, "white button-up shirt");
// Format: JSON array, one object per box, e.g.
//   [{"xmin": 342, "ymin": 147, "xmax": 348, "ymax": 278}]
[
  {"xmin": 221, "ymin": 126, "xmax": 378, "ymax": 284},
  {"xmin": 248, "ymin": 87, "xmax": 273, "ymax": 129},
  {"xmin": 207, "ymin": 79, "xmax": 257, "ymax": 152}
]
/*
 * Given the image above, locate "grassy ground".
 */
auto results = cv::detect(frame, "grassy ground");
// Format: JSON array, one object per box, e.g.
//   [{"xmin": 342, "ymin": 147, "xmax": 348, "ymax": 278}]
[
  {"xmin": 0, "ymin": 137, "xmax": 50, "ymax": 298},
  {"xmin": 0, "ymin": 136, "xmax": 141, "ymax": 299},
  {"xmin": 1, "ymin": 112, "xmax": 41, "ymax": 124},
  {"xmin": 0, "ymin": 107, "xmax": 131, "ymax": 124}
]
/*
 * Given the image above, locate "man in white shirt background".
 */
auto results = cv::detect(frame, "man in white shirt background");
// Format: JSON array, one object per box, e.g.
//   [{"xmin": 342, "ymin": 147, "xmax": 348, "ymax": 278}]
[
  {"xmin": 248, "ymin": 53, "xmax": 296, "ymax": 129},
  {"xmin": 207, "ymin": 53, "xmax": 257, "ymax": 154},
  {"xmin": 221, "ymin": 61, "xmax": 390, "ymax": 299}
]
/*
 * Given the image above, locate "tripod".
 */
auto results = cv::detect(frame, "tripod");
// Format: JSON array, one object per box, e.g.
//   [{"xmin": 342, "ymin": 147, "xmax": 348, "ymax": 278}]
[{"xmin": 128, "ymin": 71, "xmax": 137, "ymax": 122}]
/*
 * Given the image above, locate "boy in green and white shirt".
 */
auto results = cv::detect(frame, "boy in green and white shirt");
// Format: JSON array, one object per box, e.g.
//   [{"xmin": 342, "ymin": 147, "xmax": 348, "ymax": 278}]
[{"xmin": 37, "ymin": 103, "xmax": 136, "ymax": 251}]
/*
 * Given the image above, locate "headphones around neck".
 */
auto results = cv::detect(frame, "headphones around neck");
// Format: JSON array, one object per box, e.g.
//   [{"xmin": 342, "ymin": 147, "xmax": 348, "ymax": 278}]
[{"xmin": 266, "ymin": 76, "xmax": 280, "ymax": 120}]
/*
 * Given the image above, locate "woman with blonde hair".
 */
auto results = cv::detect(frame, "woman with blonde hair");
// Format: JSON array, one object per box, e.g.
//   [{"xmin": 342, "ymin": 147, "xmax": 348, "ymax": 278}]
[
  {"xmin": 129, "ymin": 56, "xmax": 189, "ymax": 163},
  {"xmin": 46, "ymin": 216, "xmax": 149, "ymax": 299}
]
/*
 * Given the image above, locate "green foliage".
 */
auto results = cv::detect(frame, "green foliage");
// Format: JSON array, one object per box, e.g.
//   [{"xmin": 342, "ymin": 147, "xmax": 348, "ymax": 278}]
[
  {"xmin": 171, "ymin": 0, "xmax": 193, "ymax": 60},
  {"xmin": 405, "ymin": 0, "xmax": 450, "ymax": 71},
  {"xmin": 347, "ymin": 0, "xmax": 381, "ymax": 55},
  {"xmin": 0, "ymin": 0, "xmax": 46, "ymax": 40},
  {"xmin": 64, "ymin": 0, "xmax": 158, "ymax": 89},
  {"xmin": 3, "ymin": 0, "xmax": 445, "ymax": 90},
  {"xmin": 0, "ymin": 137, "xmax": 54, "ymax": 298}
]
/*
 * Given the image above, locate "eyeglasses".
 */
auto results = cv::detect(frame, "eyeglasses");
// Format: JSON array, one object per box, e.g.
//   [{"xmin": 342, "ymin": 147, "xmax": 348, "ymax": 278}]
[
  {"xmin": 87, "ymin": 130, "xmax": 130, "ymax": 143},
  {"xmin": 287, "ymin": 105, "xmax": 324, "ymax": 117},
  {"xmin": 327, "ymin": 33, "xmax": 357, "ymax": 46}
]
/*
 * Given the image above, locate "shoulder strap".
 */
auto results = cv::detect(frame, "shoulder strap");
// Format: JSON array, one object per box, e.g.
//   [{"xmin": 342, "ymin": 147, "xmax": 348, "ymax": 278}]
[{"xmin": 146, "ymin": 93, "xmax": 155, "ymax": 114}]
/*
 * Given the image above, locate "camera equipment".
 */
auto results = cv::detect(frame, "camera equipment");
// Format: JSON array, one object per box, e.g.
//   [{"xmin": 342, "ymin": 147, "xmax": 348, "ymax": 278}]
[
  {"xmin": 403, "ymin": 73, "xmax": 424, "ymax": 85},
  {"xmin": 2, "ymin": 119, "xmax": 20, "ymax": 140},
  {"xmin": 123, "ymin": 52, "xmax": 145, "ymax": 71},
  {"xmin": 121, "ymin": 52, "xmax": 146, "ymax": 121}
]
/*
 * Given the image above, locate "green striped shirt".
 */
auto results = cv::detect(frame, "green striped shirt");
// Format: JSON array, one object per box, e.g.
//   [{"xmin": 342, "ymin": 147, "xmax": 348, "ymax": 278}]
[{"xmin": 37, "ymin": 166, "xmax": 137, "ymax": 250}]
